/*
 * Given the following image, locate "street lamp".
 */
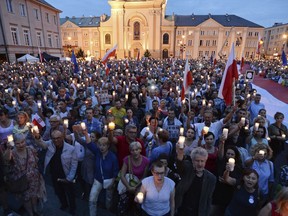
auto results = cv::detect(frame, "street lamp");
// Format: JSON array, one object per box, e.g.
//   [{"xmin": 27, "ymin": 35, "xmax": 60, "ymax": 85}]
[{"xmin": 179, "ymin": 35, "xmax": 186, "ymax": 59}]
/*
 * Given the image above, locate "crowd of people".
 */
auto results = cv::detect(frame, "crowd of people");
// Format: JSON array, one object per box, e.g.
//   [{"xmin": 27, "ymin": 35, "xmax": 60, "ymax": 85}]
[{"xmin": 0, "ymin": 57, "xmax": 288, "ymax": 216}]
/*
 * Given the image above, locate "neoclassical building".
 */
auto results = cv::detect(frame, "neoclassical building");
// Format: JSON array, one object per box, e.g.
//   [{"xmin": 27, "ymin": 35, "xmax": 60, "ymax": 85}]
[{"xmin": 60, "ymin": 0, "xmax": 264, "ymax": 60}]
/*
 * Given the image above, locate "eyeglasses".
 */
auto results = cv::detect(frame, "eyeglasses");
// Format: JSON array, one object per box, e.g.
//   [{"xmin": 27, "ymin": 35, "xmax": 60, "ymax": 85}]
[
  {"xmin": 50, "ymin": 120, "xmax": 59, "ymax": 123},
  {"xmin": 128, "ymin": 131, "xmax": 137, "ymax": 134},
  {"xmin": 51, "ymin": 137, "xmax": 62, "ymax": 140},
  {"xmin": 153, "ymin": 171, "xmax": 165, "ymax": 176}
]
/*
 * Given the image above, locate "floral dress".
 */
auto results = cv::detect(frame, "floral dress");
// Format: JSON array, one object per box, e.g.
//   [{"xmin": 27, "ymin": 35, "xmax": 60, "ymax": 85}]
[{"xmin": 10, "ymin": 146, "xmax": 46, "ymax": 202}]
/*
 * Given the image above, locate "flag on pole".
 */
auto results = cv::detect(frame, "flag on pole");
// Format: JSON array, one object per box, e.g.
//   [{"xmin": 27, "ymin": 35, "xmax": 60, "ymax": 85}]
[
  {"xmin": 137, "ymin": 49, "xmax": 140, "ymax": 61},
  {"xmin": 282, "ymin": 50, "xmax": 287, "ymax": 66},
  {"xmin": 105, "ymin": 63, "xmax": 110, "ymax": 76},
  {"xmin": 101, "ymin": 44, "xmax": 118, "ymax": 64},
  {"xmin": 38, "ymin": 47, "xmax": 43, "ymax": 63},
  {"xmin": 256, "ymin": 34, "xmax": 263, "ymax": 54},
  {"xmin": 240, "ymin": 56, "xmax": 245, "ymax": 72},
  {"xmin": 213, "ymin": 58, "xmax": 217, "ymax": 67},
  {"xmin": 32, "ymin": 113, "xmax": 46, "ymax": 129},
  {"xmin": 71, "ymin": 50, "xmax": 79, "ymax": 74},
  {"xmin": 181, "ymin": 59, "xmax": 193, "ymax": 101},
  {"xmin": 218, "ymin": 43, "xmax": 239, "ymax": 105}
]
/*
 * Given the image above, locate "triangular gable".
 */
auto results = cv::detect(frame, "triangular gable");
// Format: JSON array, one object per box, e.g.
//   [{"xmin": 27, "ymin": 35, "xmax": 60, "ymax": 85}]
[
  {"xmin": 197, "ymin": 18, "xmax": 223, "ymax": 28},
  {"xmin": 62, "ymin": 20, "xmax": 80, "ymax": 28}
]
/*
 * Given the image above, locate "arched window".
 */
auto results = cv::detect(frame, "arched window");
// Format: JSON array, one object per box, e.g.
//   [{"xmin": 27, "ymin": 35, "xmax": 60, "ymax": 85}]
[
  {"xmin": 163, "ymin": 33, "xmax": 169, "ymax": 44},
  {"xmin": 134, "ymin": 22, "xmax": 140, "ymax": 40},
  {"xmin": 105, "ymin": 34, "xmax": 111, "ymax": 44}
]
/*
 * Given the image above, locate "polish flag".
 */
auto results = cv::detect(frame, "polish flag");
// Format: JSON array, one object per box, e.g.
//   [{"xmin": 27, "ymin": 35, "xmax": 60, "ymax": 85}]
[
  {"xmin": 105, "ymin": 63, "xmax": 110, "ymax": 76},
  {"xmin": 38, "ymin": 47, "xmax": 43, "ymax": 63},
  {"xmin": 32, "ymin": 113, "xmax": 46, "ymax": 129},
  {"xmin": 101, "ymin": 44, "xmax": 118, "ymax": 64},
  {"xmin": 181, "ymin": 59, "xmax": 193, "ymax": 101},
  {"xmin": 218, "ymin": 43, "xmax": 238, "ymax": 105}
]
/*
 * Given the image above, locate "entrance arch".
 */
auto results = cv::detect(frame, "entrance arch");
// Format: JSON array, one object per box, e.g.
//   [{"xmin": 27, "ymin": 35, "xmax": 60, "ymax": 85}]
[{"xmin": 162, "ymin": 49, "xmax": 169, "ymax": 59}]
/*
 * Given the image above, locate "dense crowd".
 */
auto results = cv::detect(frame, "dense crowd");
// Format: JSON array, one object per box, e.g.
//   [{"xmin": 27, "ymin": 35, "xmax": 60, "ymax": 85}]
[{"xmin": 0, "ymin": 57, "xmax": 288, "ymax": 216}]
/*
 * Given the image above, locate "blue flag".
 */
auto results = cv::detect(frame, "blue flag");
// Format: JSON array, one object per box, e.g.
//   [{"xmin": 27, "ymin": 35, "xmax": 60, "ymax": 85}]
[
  {"xmin": 282, "ymin": 50, "xmax": 287, "ymax": 66},
  {"xmin": 71, "ymin": 50, "xmax": 79, "ymax": 73}
]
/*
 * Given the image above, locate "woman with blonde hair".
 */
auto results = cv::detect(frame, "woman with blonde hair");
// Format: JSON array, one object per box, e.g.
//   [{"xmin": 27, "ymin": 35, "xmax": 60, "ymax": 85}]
[{"xmin": 258, "ymin": 186, "xmax": 288, "ymax": 216}]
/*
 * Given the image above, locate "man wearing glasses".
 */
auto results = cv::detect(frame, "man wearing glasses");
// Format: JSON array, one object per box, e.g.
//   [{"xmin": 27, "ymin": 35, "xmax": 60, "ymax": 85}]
[{"xmin": 34, "ymin": 130, "xmax": 78, "ymax": 215}]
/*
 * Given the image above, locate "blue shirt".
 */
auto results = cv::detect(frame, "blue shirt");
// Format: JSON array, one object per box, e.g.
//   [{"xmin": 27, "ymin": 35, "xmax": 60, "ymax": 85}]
[
  {"xmin": 149, "ymin": 141, "xmax": 172, "ymax": 163},
  {"xmin": 83, "ymin": 117, "xmax": 102, "ymax": 134},
  {"xmin": 86, "ymin": 142, "xmax": 119, "ymax": 183}
]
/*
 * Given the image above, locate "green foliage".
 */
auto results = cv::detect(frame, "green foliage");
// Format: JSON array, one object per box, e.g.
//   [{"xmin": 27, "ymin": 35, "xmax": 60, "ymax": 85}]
[
  {"xmin": 144, "ymin": 49, "xmax": 151, "ymax": 58},
  {"xmin": 76, "ymin": 48, "xmax": 85, "ymax": 58}
]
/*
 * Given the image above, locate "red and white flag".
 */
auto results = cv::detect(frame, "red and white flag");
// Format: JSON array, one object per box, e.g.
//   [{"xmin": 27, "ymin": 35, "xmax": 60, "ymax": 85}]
[
  {"xmin": 181, "ymin": 59, "xmax": 193, "ymax": 101},
  {"xmin": 256, "ymin": 34, "xmax": 263, "ymax": 54},
  {"xmin": 38, "ymin": 47, "xmax": 43, "ymax": 63},
  {"xmin": 218, "ymin": 43, "xmax": 239, "ymax": 105},
  {"xmin": 105, "ymin": 63, "xmax": 110, "ymax": 76},
  {"xmin": 32, "ymin": 113, "xmax": 46, "ymax": 129},
  {"xmin": 101, "ymin": 44, "xmax": 118, "ymax": 64}
]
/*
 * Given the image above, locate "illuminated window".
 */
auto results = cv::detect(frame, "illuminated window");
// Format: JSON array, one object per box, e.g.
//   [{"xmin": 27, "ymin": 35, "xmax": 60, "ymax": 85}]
[{"xmin": 134, "ymin": 22, "xmax": 140, "ymax": 40}]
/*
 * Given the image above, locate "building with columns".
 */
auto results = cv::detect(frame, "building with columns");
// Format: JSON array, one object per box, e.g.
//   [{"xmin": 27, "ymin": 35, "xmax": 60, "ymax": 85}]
[
  {"xmin": 0, "ymin": 0, "xmax": 62, "ymax": 63},
  {"xmin": 60, "ymin": 0, "xmax": 264, "ymax": 60}
]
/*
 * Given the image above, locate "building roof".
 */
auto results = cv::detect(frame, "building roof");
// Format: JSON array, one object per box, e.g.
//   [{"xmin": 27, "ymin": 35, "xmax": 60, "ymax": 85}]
[
  {"xmin": 60, "ymin": 16, "xmax": 101, "ymax": 27},
  {"xmin": 36, "ymin": 0, "xmax": 61, "ymax": 12},
  {"xmin": 175, "ymin": 14, "xmax": 263, "ymax": 28}
]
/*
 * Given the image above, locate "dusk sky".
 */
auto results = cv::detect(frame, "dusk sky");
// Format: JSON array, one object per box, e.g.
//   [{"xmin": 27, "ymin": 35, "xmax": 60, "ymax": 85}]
[{"xmin": 48, "ymin": 0, "xmax": 288, "ymax": 28}]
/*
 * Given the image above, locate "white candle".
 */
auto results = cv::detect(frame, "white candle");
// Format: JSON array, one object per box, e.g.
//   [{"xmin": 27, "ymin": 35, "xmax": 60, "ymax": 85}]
[
  {"xmin": 259, "ymin": 150, "xmax": 265, "ymax": 156},
  {"xmin": 26, "ymin": 122, "xmax": 31, "ymax": 127},
  {"xmin": 228, "ymin": 158, "xmax": 235, "ymax": 171},
  {"xmin": 179, "ymin": 127, "xmax": 184, "ymax": 136},
  {"xmin": 124, "ymin": 118, "xmax": 129, "ymax": 123},
  {"xmin": 7, "ymin": 135, "xmax": 13, "ymax": 142},
  {"xmin": 178, "ymin": 136, "xmax": 185, "ymax": 149},
  {"xmin": 33, "ymin": 125, "xmax": 39, "ymax": 133},
  {"xmin": 267, "ymin": 137, "xmax": 271, "ymax": 141},
  {"xmin": 81, "ymin": 122, "xmax": 86, "ymax": 130},
  {"xmin": 125, "ymin": 94, "xmax": 128, "ymax": 100},
  {"xmin": 254, "ymin": 123, "xmax": 259, "ymax": 131},
  {"xmin": 202, "ymin": 99, "xmax": 206, "ymax": 106},
  {"xmin": 12, "ymin": 101, "xmax": 16, "ymax": 106},
  {"xmin": 282, "ymin": 134, "xmax": 286, "ymax": 138},
  {"xmin": 108, "ymin": 122, "xmax": 116, "ymax": 130},
  {"xmin": 63, "ymin": 119, "xmax": 69, "ymax": 127},
  {"xmin": 240, "ymin": 117, "xmax": 245, "ymax": 125},
  {"xmin": 104, "ymin": 125, "xmax": 107, "ymax": 131},
  {"xmin": 203, "ymin": 126, "xmax": 209, "ymax": 134},
  {"xmin": 136, "ymin": 192, "xmax": 144, "ymax": 204},
  {"xmin": 146, "ymin": 127, "xmax": 150, "ymax": 132},
  {"xmin": 223, "ymin": 128, "xmax": 229, "ymax": 139},
  {"xmin": 37, "ymin": 101, "xmax": 42, "ymax": 109}
]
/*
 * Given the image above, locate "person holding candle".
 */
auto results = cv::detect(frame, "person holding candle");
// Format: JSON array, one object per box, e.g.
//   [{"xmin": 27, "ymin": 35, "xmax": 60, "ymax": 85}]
[
  {"xmin": 140, "ymin": 116, "xmax": 160, "ymax": 154},
  {"xmin": 183, "ymin": 128, "xmax": 198, "ymax": 157},
  {"xmin": 135, "ymin": 160, "xmax": 175, "ymax": 216},
  {"xmin": 81, "ymin": 108, "xmax": 102, "ymax": 135},
  {"xmin": 246, "ymin": 125, "xmax": 269, "ymax": 154},
  {"xmin": 268, "ymin": 112, "xmax": 288, "ymax": 161},
  {"xmin": 122, "ymin": 108, "xmax": 140, "ymax": 130},
  {"xmin": 3, "ymin": 133, "xmax": 46, "ymax": 216},
  {"xmin": 0, "ymin": 108, "xmax": 15, "ymax": 144},
  {"xmin": 224, "ymin": 168, "xmax": 260, "ymax": 216},
  {"xmin": 248, "ymin": 93, "xmax": 265, "ymax": 123},
  {"xmin": 108, "ymin": 99, "xmax": 127, "ymax": 129},
  {"xmin": 3, "ymin": 97, "xmax": 18, "ymax": 119},
  {"xmin": 245, "ymin": 143, "xmax": 275, "ymax": 205}
]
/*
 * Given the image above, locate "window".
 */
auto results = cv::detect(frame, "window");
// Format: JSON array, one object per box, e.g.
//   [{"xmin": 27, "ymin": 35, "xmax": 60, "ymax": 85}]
[
  {"xmin": 6, "ymin": 0, "xmax": 13, "ymax": 13},
  {"xmin": 199, "ymin": 40, "xmax": 203, "ymax": 46},
  {"xmin": 23, "ymin": 29, "xmax": 30, "ymax": 46},
  {"xmin": 45, "ymin": 13, "xmax": 49, "ymax": 23},
  {"xmin": 200, "ymin": 31, "xmax": 205, "ymax": 35},
  {"xmin": 19, "ymin": 3, "xmax": 26, "ymax": 16},
  {"xmin": 212, "ymin": 40, "xmax": 217, "ymax": 46},
  {"xmin": 255, "ymin": 32, "xmax": 259, "ymax": 37},
  {"xmin": 36, "ymin": 32, "xmax": 42, "ymax": 47},
  {"xmin": 198, "ymin": 51, "xmax": 203, "ymax": 57},
  {"xmin": 163, "ymin": 33, "xmax": 169, "ymax": 44},
  {"xmin": 55, "ymin": 35, "xmax": 59, "ymax": 48},
  {"xmin": 245, "ymin": 51, "xmax": 249, "ymax": 58},
  {"xmin": 84, "ymin": 41, "xmax": 88, "ymax": 47},
  {"xmin": 74, "ymin": 41, "xmax": 78, "ymax": 46},
  {"xmin": 105, "ymin": 34, "xmax": 111, "ymax": 44},
  {"xmin": 177, "ymin": 30, "xmax": 182, "ymax": 36},
  {"xmin": 54, "ymin": 15, "xmax": 57, "ymax": 25},
  {"xmin": 205, "ymin": 51, "xmax": 209, "ymax": 56},
  {"xmin": 74, "ymin": 32, "xmax": 77, "ymax": 37},
  {"xmin": 206, "ymin": 40, "xmax": 210, "ymax": 46},
  {"xmin": 211, "ymin": 51, "xmax": 216, "ymax": 56},
  {"xmin": 187, "ymin": 40, "xmax": 193, "ymax": 46},
  {"xmin": 11, "ymin": 27, "xmax": 19, "ymax": 45},
  {"xmin": 225, "ymin": 31, "xmax": 230, "ymax": 36},
  {"xmin": 93, "ymin": 32, "xmax": 98, "ymax": 37},
  {"xmin": 83, "ymin": 32, "xmax": 88, "ymax": 37},
  {"xmin": 248, "ymin": 32, "xmax": 253, "ymax": 37},
  {"xmin": 33, "ymin": 9, "xmax": 39, "ymax": 20},
  {"xmin": 188, "ymin": 30, "xmax": 193, "ymax": 35},
  {"xmin": 133, "ymin": 22, "xmax": 140, "ymax": 40},
  {"xmin": 47, "ymin": 34, "xmax": 52, "ymax": 47}
]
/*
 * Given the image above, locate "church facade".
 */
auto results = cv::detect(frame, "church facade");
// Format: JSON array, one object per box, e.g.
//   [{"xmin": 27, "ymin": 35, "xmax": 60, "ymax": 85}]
[{"xmin": 60, "ymin": 0, "xmax": 264, "ymax": 59}]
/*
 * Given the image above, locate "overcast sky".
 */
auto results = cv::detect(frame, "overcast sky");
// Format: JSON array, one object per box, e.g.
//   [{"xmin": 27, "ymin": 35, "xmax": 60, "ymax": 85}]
[{"xmin": 48, "ymin": 0, "xmax": 288, "ymax": 28}]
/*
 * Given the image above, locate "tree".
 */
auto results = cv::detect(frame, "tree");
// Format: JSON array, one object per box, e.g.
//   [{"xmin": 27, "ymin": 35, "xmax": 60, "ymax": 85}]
[
  {"xmin": 144, "ymin": 49, "xmax": 151, "ymax": 58},
  {"xmin": 76, "ymin": 48, "xmax": 85, "ymax": 58}
]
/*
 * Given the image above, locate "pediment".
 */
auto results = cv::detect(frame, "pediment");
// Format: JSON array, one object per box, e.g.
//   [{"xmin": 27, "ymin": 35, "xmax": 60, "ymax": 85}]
[
  {"xmin": 62, "ymin": 20, "xmax": 80, "ymax": 28},
  {"xmin": 198, "ymin": 18, "xmax": 223, "ymax": 27}
]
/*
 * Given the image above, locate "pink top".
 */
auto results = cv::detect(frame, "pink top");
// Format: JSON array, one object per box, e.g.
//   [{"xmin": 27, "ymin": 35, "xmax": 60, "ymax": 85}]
[{"xmin": 123, "ymin": 155, "xmax": 149, "ymax": 180}]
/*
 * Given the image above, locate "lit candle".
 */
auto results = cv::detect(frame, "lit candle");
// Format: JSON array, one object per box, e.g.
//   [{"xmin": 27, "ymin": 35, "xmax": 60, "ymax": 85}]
[
  {"xmin": 26, "ymin": 122, "xmax": 31, "ymax": 127},
  {"xmin": 33, "ymin": 125, "xmax": 39, "ymax": 133},
  {"xmin": 228, "ymin": 158, "xmax": 235, "ymax": 171},
  {"xmin": 180, "ymin": 127, "xmax": 184, "ymax": 136},
  {"xmin": 254, "ymin": 123, "xmax": 259, "ymax": 131},
  {"xmin": 178, "ymin": 136, "xmax": 186, "ymax": 149},
  {"xmin": 202, "ymin": 99, "xmax": 206, "ymax": 106},
  {"xmin": 240, "ymin": 117, "xmax": 245, "ymax": 125},
  {"xmin": 223, "ymin": 128, "xmax": 229, "ymax": 139},
  {"xmin": 7, "ymin": 135, "xmax": 13, "ymax": 142},
  {"xmin": 81, "ymin": 122, "xmax": 86, "ymax": 130},
  {"xmin": 125, "ymin": 94, "xmax": 128, "ymax": 100},
  {"xmin": 259, "ymin": 150, "xmax": 265, "ymax": 156},
  {"xmin": 104, "ymin": 125, "xmax": 107, "ymax": 131},
  {"xmin": 282, "ymin": 134, "xmax": 286, "ymax": 139},
  {"xmin": 108, "ymin": 122, "xmax": 116, "ymax": 130},
  {"xmin": 63, "ymin": 119, "xmax": 69, "ymax": 127},
  {"xmin": 124, "ymin": 118, "xmax": 129, "ymax": 124},
  {"xmin": 12, "ymin": 101, "xmax": 16, "ymax": 106},
  {"xmin": 203, "ymin": 126, "xmax": 209, "ymax": 134},
  {"xmin": 37, "ymin": 101, "xmax": 42, "ymax": 109},
  {"xmin": 136, "ymin": 192, "xmax": 144, "ymax": 204},
  {"xmin": 244, "ymin": 126, "xmax": 249, "ymax": 130},
  {"xmin": 146, "ymin": 127, "xmax": 150, "ymax": 132},
  {"xmin": 267, "ymin": 137, "xmax": 271, "ymax": 141}
]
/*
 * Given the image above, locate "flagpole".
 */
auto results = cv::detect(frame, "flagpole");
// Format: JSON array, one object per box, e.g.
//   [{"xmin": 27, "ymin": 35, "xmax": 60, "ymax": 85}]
[{"xmin": 233, "ymin": 77, "xmax": 235, "ymax": 106}]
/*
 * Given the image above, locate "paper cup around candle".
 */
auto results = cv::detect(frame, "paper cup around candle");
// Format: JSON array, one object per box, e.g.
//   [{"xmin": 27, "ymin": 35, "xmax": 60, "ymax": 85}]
[
  {"xmin": 108, "ymin": 122, "xmax": 116, "ymax": 130},
  {"xmin": 254, "ymin": 123, "xmax": 259, "ymax": 131},
  {"xmin": 124, "ymin": 118, "xmax": 129, "ymax": 124},
  {"xmin": 33, "ymin": 125, "xmax": 39, "ymax": 134},
  {"xmin": 146, "ymin": 127, "xmax": 149, "ymax": 132},
  {"xmin": 240, "ymin": 117, "xmax": 245, "ymax": 125},
  {"xmin": 63, "ymin": 119, "xmax": 69, "ymax": 127},
  {"xmin": 12, "ymin": 101, "xmax": 16, "ymax": 106},
  {"xmin": 267, "ymin": 137, "xmax": 271, "ymax": 141},
  {"xmin": 282, "ymin": 134, "xmax": 286, "ymax": 138},
  {"xmin": 178, "ymin": 136, "xmax": 185, "ymax": 149},
  {"xmin": 7, "ymin": 135, "xmax": 13, "ymax": 142},
  {"xmin": 228, "ymin": 158, "xmax": 235, "ymax": 172},
  {"xmin": 203, "ymin": 126, "xmax": 209, "ymax": 134},
  {"xmin": 180, "ymin": 127, "xmax": 184, "ymax": 136},
  {"xmin": 223, "ymin": 128, "xmax": 229, "ymax": 139},
  {"xmin": 202, "ymin": 99, "xmax": 206, "ymax": 106},
  {"xmin": 259, "ymin": 150, "xmax": 265, "ymax": 156},
  {"xmin": 37, "ymin": 101, "xmax": 42, "ymax": 109},
  {"xmin": 81, "ymin": 122, "xmax": 86, "ymax": 130},
  {"xmin": 136, "ymin": 192, "xmax": 144, "ymax": 203},
  {"xmin": 244, "ymin": 126, "xmax": 249, "ymax": 130}
]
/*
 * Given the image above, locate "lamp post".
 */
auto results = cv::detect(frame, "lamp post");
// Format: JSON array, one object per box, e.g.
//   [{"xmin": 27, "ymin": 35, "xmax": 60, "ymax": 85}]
[
  {"xmin": 283, "ymin": 34, "xmax": 287, "ymax": 52},
  {"xmin": 179, "ymin": 35, "xmax": 186, "ymax": 59}
]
